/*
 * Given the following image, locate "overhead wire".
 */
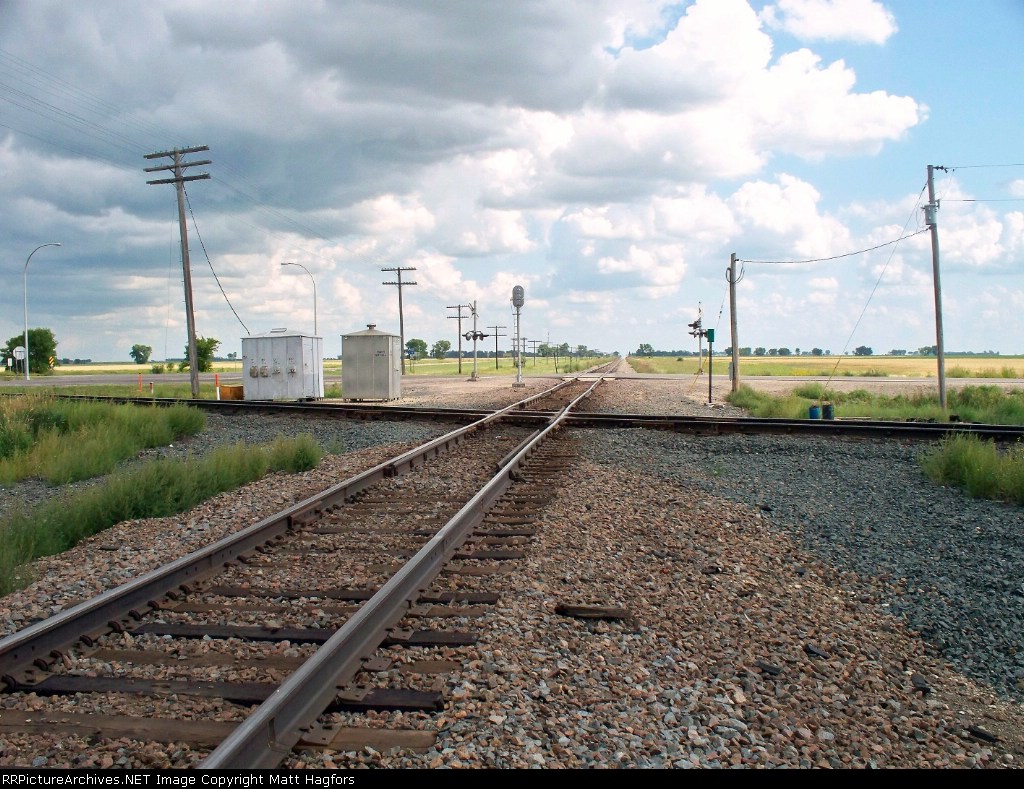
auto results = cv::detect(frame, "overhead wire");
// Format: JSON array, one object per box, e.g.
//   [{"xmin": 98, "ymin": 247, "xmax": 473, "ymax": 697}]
[
  {"xmin": 737, "ymin": 228, "xmax": 929, "ymax": 266},
  {"xmin": 819, "ymin": 182, "xmax": 930, "ymax": 389},
  {"xmin": 183, "ymin": 185, "xmax": 250, "ymax": 335}
]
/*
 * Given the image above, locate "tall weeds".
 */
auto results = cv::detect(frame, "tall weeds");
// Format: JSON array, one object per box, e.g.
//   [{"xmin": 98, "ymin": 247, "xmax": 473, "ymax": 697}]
[{"xmin": 0, "ymin": 434, "xmax": 323, "ymax": 595}]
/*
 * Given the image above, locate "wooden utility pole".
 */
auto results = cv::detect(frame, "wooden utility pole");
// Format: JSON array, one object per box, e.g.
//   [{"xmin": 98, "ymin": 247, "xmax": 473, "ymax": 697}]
[
  {"xmin": 382, "ymin": 267, "xmax": 417, "ymax": 374},
  {"xmin": 529, "ymin": 339, "xmax": 540, "ymax": 366},
  {"xmin": 487, "ymin": 324, "xmax": 507, "ymax": 369},
  {"xmin": 145, "ymin": 145, "xmax": 210, "ymax": 398},
  {"xmin": 727, "ymin": 252, "xmax": 741, "ymax": 392},
  {"xmin": 447, "ymin": 303, "xmax": 470, "ymax": 374},
  {"xmin": 926, "ymin": 165, "xmax": 948, "ymax": 409}
]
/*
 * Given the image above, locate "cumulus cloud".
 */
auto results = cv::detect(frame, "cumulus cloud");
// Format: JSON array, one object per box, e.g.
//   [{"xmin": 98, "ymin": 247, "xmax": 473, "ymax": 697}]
[
  {"xmin": 759, "ymin": 0, "xmax": 898, "ymax": 44},
  {"xmin": 0, "ymin": 0, "xmax": 1018, "ymax": 358},
  {"xmin": 728, "ymin": 174, "xmax": 853, "ymax": 260}
]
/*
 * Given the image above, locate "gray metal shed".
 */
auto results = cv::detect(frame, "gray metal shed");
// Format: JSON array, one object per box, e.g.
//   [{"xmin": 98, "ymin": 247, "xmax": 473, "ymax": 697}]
[
  {"xmin": 241, "ymin": 328, "xmax": 324, "ymax": 401},
  {"xmin": 342, "ymin": 324, "xmax": 401, "ymax": 401}
]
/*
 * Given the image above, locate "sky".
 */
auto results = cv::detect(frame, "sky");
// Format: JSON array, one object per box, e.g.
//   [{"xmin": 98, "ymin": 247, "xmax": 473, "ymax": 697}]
[{"xmin": 1, "ymin": 0, "xmax": 1023, "ymax": 363}]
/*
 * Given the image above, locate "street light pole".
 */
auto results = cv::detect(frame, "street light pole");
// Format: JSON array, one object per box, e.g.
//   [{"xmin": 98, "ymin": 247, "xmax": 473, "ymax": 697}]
[
  {"xmin": 23, "ymin": 242, "xmax": 62, "ymax": 381},
  {"xmin": 281, "ymin": 261, "xmax": 318, "ymax": 335}
]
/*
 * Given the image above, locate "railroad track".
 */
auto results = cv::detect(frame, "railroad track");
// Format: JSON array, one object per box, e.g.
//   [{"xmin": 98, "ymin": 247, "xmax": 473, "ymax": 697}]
[{"xmin": 0, "ymin": 375, "xmax": 610, "ymax": 768}]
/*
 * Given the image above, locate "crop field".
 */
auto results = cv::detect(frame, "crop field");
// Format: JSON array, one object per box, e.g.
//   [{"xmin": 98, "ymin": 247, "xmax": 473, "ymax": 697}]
[{"xmin": 627, "ymin": 355, "xmax": 1024, "ymax": 379}]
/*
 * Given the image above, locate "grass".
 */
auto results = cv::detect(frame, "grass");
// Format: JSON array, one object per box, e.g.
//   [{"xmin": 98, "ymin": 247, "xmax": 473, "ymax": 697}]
[
  {"xmin": 0, "ymin": 397, "xmax": 206, "ymax": 484},
  {"xmin": 0, "ymin": 434, "xmax": 323, "ymax": 596},
  {"xmin": 727, "ymin": 383, "xmax": 1024, "ymax": 425},
  {"xmin": 920, "ymin": 434, "xmax": 1024, "ymax": 505}
]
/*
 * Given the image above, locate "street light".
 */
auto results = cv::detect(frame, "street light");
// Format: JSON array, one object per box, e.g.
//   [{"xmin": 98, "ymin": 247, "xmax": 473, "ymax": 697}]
[
  {"xmin": 23, "ymin": 242, "xmax": 62, "ymax": 381},
  {"xmin": 281, "ymin": 261, "xmax": 317, "ymax": 335}
]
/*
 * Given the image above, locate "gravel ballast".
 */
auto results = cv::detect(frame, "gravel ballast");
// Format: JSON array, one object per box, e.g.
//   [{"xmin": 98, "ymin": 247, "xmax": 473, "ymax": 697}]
[{"xmin": 1, "ymin": 375, "xmax": 1022, "ymax": 768}]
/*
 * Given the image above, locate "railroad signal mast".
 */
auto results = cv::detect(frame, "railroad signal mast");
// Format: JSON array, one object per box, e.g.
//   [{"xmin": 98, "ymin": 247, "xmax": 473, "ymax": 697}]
[
  {"xmin": 688, "ymin": 301, "xmax": 704, "ymax": 373},
  {"xmin": 463, "ymin": 301, "xmax": 488, "ymax": 381},
  {"xmin": 688, "ymin": 307, "xmax": 715, "ymax": 404},
  {"xmin": 512, "ymin": 285, "xmax": 525, "ymax": 387}
]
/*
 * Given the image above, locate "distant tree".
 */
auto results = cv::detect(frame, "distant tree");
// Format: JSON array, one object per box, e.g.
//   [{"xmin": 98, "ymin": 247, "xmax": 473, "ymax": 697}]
[
  {"xmin": 811, "ymin": 348, "xmax": 824, "ymax": 356},
  {"xmin": 853, "ymin": 346, "xmax": 874, "ymax": 356},
  {"xmin": 889, "ymin": 349, "xmax": 907, "ymax": 356},
  {"xmin": 777, "ymin": 347, "xmax": 792, "ymax": 356},
  {"xmin": 794, "ymin": 347, "xmax": 801, "ymax": 356},
  {"xmin": 406, "ymin": 338, "xmax": 428, "ymax": 360},
  {"xmin": 636, "ymin": 343, "xmax": 655, "ymax": 356},
  {"xmin": 179, "ymin": 336, "xmax": 220, "ymax": 372},
  {"xmin": 739, "ymin": 347, "xmax": 752, "ymax": 356},
  {"xmin": 129, "ymin": 344, "xmax": 153, "ymax": 365},
  {"xmin": 768, "ymin": 348, "xmax": 778, "ymax": 356},
  {"xmin": 5, "ymin": 328, "xmax": 57, "ymax": 375},
  {"xmin": 918, "ymin": 345, "xmax": 938, "ymax": 356},
  {"xmin": 754, "ymin": 347, "xmax": 766, "ymax": 356},
  {"xmin": 431, "ymin": 339, "xmax": 451, "ymax": 360},
  {"xmin": 227, "ymin": 351, "xmax": 238, "ymax": 360}
]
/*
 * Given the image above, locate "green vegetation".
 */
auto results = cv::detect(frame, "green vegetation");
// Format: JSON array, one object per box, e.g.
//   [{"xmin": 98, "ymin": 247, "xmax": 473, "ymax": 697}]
[
  {"xmin": 4, "ymin": 328, "xmax": 58, "ymax": 375},
  {"xmin": 0, "ymin": 434, "xmax": 323, "ymax": 595},
  {"xmin": 178, "ymin": 336, "xmax": 221, "ymax": 373},
  {"xmin": 0, "ymin": 397, "xmax": 205, "ymax": 484},
  {"xmin": 920, "ymin": 434, "xmax": 1024, "ymax": 505},
  {"xmin": 727, "ymin": 383, "xmax": 1024, "ymax": 425}
]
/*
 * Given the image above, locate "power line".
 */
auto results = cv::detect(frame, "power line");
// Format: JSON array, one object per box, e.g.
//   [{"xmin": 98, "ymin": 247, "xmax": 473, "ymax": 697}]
[
  {"xmin": 183, "ymin": 185, "xmax": 250, "ymax": 335},
  {"xmin": 738, "ymin": 227, "xmax": 929, "ymax": 266},
  {"xmin": 822, "ymin": 184, "xmax": 929, "ymax": 388},
  {"xmin": 945, "ymin": 163, "xmax": 1024, "ymax": 169}
]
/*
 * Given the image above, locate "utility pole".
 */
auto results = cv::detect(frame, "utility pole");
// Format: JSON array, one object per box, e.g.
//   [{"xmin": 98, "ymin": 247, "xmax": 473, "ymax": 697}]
[
  {"xmin": 382, "ymin": 267, "xmax": 417, "ymax": 374},
  {"xmin": 727, "ymin": 252, "xmax": 741, "ymax": 392},
  {"xmin": 487, "ymin": 324, "xmax": 507, "ymax": 369},
  {"xmin": 529, "ymin": 339, "xmax": 540, "ymax": 367},
  {"xmin": 145, "ymin": 145, "xmax": 210, "ymax": 398},
  {"xmin": 447, "ymin": 303, "xmax": 470, "ymax": 374},
  {"xmin": 926, "ymin": 165, "xmax": 948, "ymax": 410}
]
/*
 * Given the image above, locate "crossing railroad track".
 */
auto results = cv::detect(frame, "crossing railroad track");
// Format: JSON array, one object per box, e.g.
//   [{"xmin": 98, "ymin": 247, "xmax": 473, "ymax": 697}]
[{"xmin": 0, "ymin": 375, "xmax": 611, "ymax": 768}]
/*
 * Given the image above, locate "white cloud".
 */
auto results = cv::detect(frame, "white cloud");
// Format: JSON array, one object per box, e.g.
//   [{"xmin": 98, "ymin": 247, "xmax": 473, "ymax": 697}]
[
  {"xmin": 759, "ymin": 0, "xmax": 898, "ymax": 45},
  {"xmin": 728, "ymin": 174, "xmax": 853, "ymax": 259},
  {"xmin": 748, "ymin": 50, "xmax": 924, "ymax": 158}
]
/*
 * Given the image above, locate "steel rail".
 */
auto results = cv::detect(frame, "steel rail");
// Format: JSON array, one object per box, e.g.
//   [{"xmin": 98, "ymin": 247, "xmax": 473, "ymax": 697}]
[
  {"xmin": 561, "ymin": 412, "xmax": 1024, "ymax": 441},
  {"xmin": 200, "ymin": 376, "xmax": 608, "ymax": 768},
  {"xmin": 0, "ymin": 380, "xmax": 578, "ymax": 686}
]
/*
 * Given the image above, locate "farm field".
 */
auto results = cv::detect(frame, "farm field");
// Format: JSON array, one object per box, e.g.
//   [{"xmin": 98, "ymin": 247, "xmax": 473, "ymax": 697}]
[{"xmin": 627, "ymin": 355, "xmax": 1024, "ymax": 379}]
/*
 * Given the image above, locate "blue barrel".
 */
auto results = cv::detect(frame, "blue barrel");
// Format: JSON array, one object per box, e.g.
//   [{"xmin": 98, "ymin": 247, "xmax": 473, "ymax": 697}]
[
  {"xmin": 808, "ymin": 405, "xmax": 822, "ymax": 419},
  {"xmin": 822, "ymin": 403, "xmax": 834, "ymax": 420}
]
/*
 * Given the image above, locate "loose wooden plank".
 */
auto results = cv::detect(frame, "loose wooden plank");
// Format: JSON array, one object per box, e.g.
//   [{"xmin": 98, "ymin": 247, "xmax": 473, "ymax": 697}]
[{"xmin": 554, "ymin": 603, "xmax": 630, "ymax": 620}]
